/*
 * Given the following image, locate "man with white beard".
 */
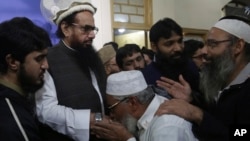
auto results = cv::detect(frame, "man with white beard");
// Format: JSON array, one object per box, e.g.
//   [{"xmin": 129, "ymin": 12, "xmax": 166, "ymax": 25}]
[
  {"xmin": 155, "ymin": 16, "xmax": 250, "ymax": 141},
  {"xmin": 92, "ymin": 70, "xmax": 198, "ymax": 141}
]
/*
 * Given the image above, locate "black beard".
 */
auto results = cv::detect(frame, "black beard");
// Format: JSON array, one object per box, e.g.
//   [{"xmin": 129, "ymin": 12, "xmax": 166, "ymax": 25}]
[
  {"xmin": 18, "ymin": 65, "xmax": 44, "ymax": 94},
  {"xmin": 71, "ymin": 42, "xmax": 107, "ymax": 94},
  {"xmin": 200, "ymin": 47, "xmax": 235, "ymax": 103},
  {"xmin": 72, "ymin": 43, "xmax": 103, "ymax": 71},
  {"xmin": 155, "ymin": 51, "xmax": 187, "ymax": 81}
]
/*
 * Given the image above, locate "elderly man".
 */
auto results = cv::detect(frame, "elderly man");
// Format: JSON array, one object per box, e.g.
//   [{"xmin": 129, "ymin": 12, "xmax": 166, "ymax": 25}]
[
  {"xmin": 156, "ymin": 16, "xmax": 250, "ymax": 141},
  {"xmin": 36, "ymin": 0, "xmax": 107, "ymax": 141},
  {"xmin": 92, "ymin": 70, "xmax": 198, "ymax": 141},
  {"xmin": 0, "ymin": 17, "xmax": 51, "ymax": 140},
  {"xmin": 98, "ymin": 45, "xmax": 120, "ymax": 75}
]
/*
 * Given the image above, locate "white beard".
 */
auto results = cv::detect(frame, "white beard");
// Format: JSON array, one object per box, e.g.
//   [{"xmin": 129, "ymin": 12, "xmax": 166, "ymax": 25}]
[{"xmin": 121, "ymin": 114, "xmax": 138, "ymax": 137}]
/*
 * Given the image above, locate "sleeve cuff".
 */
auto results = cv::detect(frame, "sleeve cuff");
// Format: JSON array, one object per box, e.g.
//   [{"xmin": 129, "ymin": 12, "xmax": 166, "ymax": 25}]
[{"xmin": 127, "ymin": 137, "xmax": 137, "ymax": 141}]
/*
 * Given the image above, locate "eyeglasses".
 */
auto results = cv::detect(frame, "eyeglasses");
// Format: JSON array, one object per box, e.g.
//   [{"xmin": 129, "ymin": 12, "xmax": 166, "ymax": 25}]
[
  {"xmin": 108, "ymin": 97, "xmax": 128, "ymax": 113},
  {"xmin": 71, "ymin": 23, "xmax": 99, "ymax": 35},
  {"xmin": 205, "ymin": 39, "xmax": 232, "ymax": 48},
  {"xmin": 192, "ymin": 54, "xmax": 207, "ymax": 60}
]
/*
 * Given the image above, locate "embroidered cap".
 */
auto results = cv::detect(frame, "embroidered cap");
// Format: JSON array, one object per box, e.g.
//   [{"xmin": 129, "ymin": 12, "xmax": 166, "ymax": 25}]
[
  {"xmin": 106, "ymin": 70, "xmax": 147, "ymax": 96},
  {"xmin": 40, "ymin": 0, "xmax": 97, "ymax": 25},
  {"xmin": 98, "ymin": 45, "xmax": 116, "ymax": 64}
]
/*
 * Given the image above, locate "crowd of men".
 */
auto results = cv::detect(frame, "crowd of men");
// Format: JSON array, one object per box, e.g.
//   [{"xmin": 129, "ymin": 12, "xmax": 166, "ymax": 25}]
[{"xmin": 1, "ymin": 0, "xmax": 250, "ymax": 141}]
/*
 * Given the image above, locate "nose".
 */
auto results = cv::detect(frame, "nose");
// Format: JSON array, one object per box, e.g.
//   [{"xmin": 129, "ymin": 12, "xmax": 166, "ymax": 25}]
[
  {"xmin": 134, "ymin": 60, "xmax": 139, "ymax": 67},
  {"xmin": 88, "ymin": 30, "xmax": 96, "ymax": 38},
  {"xmin": 206, "ymin": 46, "xmax": 212, "ymax": 56},
  {"xmin": 202, "ymin": 46, "xmax": 208, "ymax": 53},
  {"xmin": 133, "ymin": 61, "xmax": 142, "ymax": 70},
  {"xmin": 173, "ymin": 42, "xmax": 183, "ymax": 52},
  {"xmin": 41, "ymin": 59, "xmax": 49, "ymax": 70}
]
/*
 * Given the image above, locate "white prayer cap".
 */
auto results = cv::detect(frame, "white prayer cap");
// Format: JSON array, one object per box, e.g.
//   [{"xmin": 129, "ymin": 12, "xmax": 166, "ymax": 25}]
[
  {"xmin": 40, "ymin": 0, "xmax": 96, "ymax": 25},
  {"xmin": 106, "ymin": 70, "xmax": 147, "ymax": 96},
  {"xmin": 213, "ymin": 18, "xmax": 250, "ymax": 43}
]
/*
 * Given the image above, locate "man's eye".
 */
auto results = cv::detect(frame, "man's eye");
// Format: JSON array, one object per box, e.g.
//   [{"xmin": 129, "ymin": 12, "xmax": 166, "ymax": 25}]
[
  {"xmin": 177, "ymin": 38, "xmax": 183, "ymax": 43},
  {"xmin": 83, "ymin": 25, "xmax": 93, "ymax": 31},
  {"xmin": 165, "ymin": 41, "xmax": 174, "ymax": 46},
  {"xmin": 207, "ymin": 41, "xmax": 216, "ymax": 47},
  {"xmin": 136, "ymin": 56, "xmax": 142, "ymax": 61},
  {"xmin": 35, "ymin": 55, "xmax": 46, "ymax": 62}
]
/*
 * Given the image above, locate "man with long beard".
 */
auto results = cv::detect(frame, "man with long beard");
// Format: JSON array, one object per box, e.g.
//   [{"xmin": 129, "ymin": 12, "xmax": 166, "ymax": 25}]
[
  {"xmin": 36, "ymin": 0, "xmax": 107, "ymax": 141},
  {"xmin": 0, "ymin": 17, "xmax": 51, "ymax": 140},
  {"xmin": 92, "ymin": 70, "xmax": 198, "ymax": 141},
  {"xmin": 155, "ymin": 16, "xmax": 250, "ymax": 141},
  {"xmin": 141, "ymin": 18, "xmax": 200, "ymax": 94}
]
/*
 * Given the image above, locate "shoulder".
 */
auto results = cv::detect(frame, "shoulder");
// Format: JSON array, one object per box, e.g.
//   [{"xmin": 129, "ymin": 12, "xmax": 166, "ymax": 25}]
[
  {"xmin": 48, "ymin": 43, "xmax": 62, "ymax": 53},
  {"xmin": 142, "ymin": 62, "xmax": 158, "ymax": 72},
  {"xmin": 145, "ymin": 115, "xmax": 197, "ymax": 141},
  {"xmin": 141, "ymin": 62, "xmax": 161, "ymax": 78},
  {"xmin": 0, "ymin": 85, "xmax": 21, "ymax": 99},
  {"xmin": 186, "ymin": 59, "xmax": 199, "ymax": 74},
  {"xmin": 150, "ymin": 115, "xmax": 192, "ymax": 130}
]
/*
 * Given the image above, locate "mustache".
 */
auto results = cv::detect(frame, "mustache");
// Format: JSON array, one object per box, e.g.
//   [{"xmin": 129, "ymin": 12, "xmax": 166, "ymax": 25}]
[{"xmin": 171, "ymin": 52, "xmax": 182, "ymax": 58}]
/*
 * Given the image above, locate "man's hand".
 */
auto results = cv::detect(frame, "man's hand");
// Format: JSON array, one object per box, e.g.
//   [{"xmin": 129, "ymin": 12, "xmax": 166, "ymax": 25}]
[
  {"xmin": 155, "ymin": 99, "xmax": 203, "ymax": 125},
  {"xmin": 156, "ymin": 75, "xmax": 192, "ymax": 102},
  {"xmin": 91, "ymin": 120, "xmax": 134, "ymax": 141}
]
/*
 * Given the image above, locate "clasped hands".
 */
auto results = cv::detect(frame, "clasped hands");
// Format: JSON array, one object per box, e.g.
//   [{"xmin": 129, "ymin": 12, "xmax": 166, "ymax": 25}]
[{"xmin": 91, "ymin": 116, "xmax": 134, "ymax": 141}]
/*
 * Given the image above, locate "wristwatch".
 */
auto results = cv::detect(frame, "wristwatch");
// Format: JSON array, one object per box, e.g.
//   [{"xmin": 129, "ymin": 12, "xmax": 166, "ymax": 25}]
[{"xmin": 95, "ymin": 112, "xmax": 102, "ymax": 122}]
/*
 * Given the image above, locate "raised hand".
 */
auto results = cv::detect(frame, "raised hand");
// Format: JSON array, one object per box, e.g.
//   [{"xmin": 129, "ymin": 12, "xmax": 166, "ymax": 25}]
[{"xmin": 156, "ymin": 74, "xmax": 192, "ymax": 102}]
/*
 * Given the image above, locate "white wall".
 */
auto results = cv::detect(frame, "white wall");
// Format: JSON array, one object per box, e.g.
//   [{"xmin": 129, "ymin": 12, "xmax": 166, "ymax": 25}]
[
  {"xmin": 93, "ymin": 0, "xmax": 231, "ymax": 50},
  {"xmin": 153, "ymin": 0, "xmax": 230, "ymax": 29},
  {"xmin": 175, "ymin": 0, "xmax": 230, "ymax": 29},
  {"xmin": 92, "ymin": 0, "xmax": 113, "ymax": 50},
  {"xmin": 152, "ymin": 0, "xmax": 175, "ymax": 24}
]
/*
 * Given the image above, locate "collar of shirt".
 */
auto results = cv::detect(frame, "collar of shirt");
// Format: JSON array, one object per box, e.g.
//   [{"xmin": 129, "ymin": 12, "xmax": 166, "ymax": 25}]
[
  {"xmin": 216, "ymin": 62, "xmax": 250, "ymax": 100},
  {"xmin": 0, "ymin": 78, "xmax": 25, "ymax": 96},
  {"xmin": 62, "ymin": 40, "xmax": 75, "ymax": 51},
  {"xmin": 137, "ymin": 95, "xmax": 166, "ymax": 131},
  {"xmin": 223, "ymin": 62, "xmax": 250, "ymax": 91}
]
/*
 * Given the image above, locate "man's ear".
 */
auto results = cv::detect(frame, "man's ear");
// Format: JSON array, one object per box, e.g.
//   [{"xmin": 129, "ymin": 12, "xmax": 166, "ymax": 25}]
[
  {"xmin": 61, "ymin": 21, "xmax": 71, "ymax": 37},
  {"xmin": 127, "ymin": 96, "xmax": 140, "ymax": 112},
  {"xmin": 150, "ymin": 42, "xmax": 157, "ymax": 53},
  {"xmin": 5, "ymin": 54, "xmax": 19, "ymax": 71},
  {"xmin": 234, "ymin": 39, "xmax": 245, "ymax": 55}
]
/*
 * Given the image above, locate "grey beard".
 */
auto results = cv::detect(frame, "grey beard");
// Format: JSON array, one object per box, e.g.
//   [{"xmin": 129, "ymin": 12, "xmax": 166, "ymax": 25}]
[
  {"xmin": 122, "ymin": 114, "xmax": 139, "ymax": 138},
  {"xmin": 200, "ymin": 47, "xmax": 235, "ymax": 103}
]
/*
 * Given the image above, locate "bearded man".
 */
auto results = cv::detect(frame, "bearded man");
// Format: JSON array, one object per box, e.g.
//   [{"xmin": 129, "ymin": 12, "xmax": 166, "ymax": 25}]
[
  {"xmin": 155, "ymin": 16, "xmax": 250, "ymax": 141},
  {"xmin": 35, "ymin": 0, "xmax": 107, "ymax": 141},
  {"xmin": 92, "ymin": 70, "xmax": 198, "ymax": 141},
  {"xmin": 0, "ymin": 17, "xmax": 51, "ymax": 140},
  {"xmin": 141, "ymin": 18, "xmax": 200, "ymax": 93}
]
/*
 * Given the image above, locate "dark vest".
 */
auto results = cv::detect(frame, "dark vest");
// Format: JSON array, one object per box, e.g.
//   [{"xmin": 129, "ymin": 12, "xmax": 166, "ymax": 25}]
[{"xmin": 40, "ymin": 41, "xmax": 106, "ymax": 141}]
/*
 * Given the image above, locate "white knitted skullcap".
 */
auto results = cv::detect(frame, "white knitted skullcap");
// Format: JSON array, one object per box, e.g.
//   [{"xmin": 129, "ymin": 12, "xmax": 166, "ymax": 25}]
[
  {"xmin": 106, "ymin": 70, "xmax": 147, "ymax": 96},
  {"xmin": 40, "ymin": 0, "xmax": 96, "ymax": 25},
  {"xmin": 213, "ymin": 19, "xmax": 250, "ymax": 43}
]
